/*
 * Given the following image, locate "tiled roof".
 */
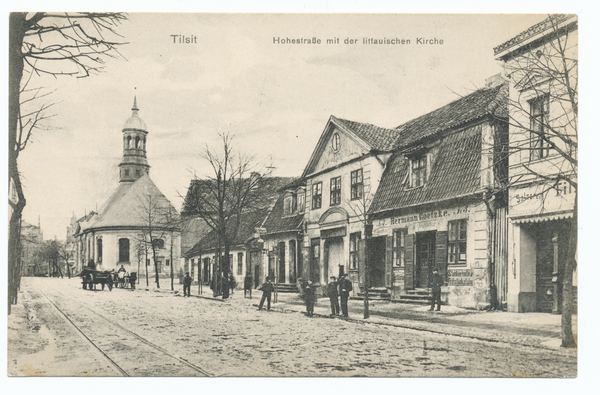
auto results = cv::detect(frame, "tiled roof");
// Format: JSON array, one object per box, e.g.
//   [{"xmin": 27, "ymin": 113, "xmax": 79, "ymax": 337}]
[
  {"xmin": 493, "ymin": 14, "xmax": 576, "ymax": 56},
  {"xmin": 82, "ymin": 174, "xmax": 178, "ymax": 231},
  {"xmin": 263, "ymin": 193, "xmax": 304, "ymax": 235},
  {"xmin": 184, "ymin": 209, "xmax": 270, "ymax": 257},
  {"xmin": 370, "ymin": 126, "xmax": 483, "ymax": 214},
  {"xmin": 394, "ymin": 84, "xmax": 507, "ymax": 149},
  {"xmin": 181, "ymin": 176, "xmax": 295, "ymax": 215},
  {"xmin": 333, "ymin": 116, "xmax": 399, "ymax": 152}
]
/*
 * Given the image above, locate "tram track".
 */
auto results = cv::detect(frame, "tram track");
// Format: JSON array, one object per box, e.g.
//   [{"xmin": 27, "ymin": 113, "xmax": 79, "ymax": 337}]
[{"xmin": 35, "ymin": 282, "xmax": 212, "ymax": 377}]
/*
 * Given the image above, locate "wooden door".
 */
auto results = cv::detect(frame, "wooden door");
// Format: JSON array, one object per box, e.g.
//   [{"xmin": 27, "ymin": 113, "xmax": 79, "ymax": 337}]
[
  {"xmin": 536, "ymin": 234, "xmax": 554, "ymax": 313},
  {"xmin": 369, "ymin": 236, "xmax": 386, "ymax": 287},
  {"xmin": 404, "ymin": 235, "xmax": 415, "ymax": 290},
  {"xmin": 416, "ymin": 231, "xmax": 436, "ymax": 288}
]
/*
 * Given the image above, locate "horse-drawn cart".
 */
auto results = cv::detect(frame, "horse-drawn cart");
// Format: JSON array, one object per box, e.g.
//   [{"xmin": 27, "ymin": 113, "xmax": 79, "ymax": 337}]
[{"xmin": 81, "ymin": 268, "xmax": 114, "ymax": 291}]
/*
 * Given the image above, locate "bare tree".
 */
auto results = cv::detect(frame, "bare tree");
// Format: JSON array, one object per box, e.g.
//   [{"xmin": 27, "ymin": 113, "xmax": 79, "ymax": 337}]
[
  {"xmin": 346, "ymin": 177, "xmax": 375, "ymax": 319},
  {"xmin": 496, "ymin": 15, "xmax": 577, "ymax": 347},
  {"xmin": 183, "ymin": 133, "xmax": 272, "ymax": 299},
  {"xmin": 135, "ymin": 193, "xmax": 180, "ymax": 290},
  {"xmin": 8, "ymin": 12, "xmax": 126, "ymax": 313}
]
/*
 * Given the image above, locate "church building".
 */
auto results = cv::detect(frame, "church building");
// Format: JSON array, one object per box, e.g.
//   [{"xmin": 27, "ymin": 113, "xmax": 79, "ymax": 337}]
[{"xmin": 74, "ymin": 99, "xmax": 182, "ymax": 281}]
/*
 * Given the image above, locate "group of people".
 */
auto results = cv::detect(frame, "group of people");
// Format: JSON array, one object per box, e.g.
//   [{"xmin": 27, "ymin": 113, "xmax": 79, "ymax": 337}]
[{"xmin": 186, "ymin": 267, "xmax": 445, "ymax": 313}]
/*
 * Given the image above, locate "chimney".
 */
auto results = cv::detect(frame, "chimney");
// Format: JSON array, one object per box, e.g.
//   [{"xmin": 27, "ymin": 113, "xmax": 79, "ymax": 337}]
[{"xmin": 485, "ymin": 73, "xmax": 506, "ymax": 88}]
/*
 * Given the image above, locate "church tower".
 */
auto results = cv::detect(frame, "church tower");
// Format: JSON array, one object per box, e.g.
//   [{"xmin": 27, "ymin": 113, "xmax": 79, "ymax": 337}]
[{"xmin": 119, "ymin": 97, "xmax": 150, "ymax": 182}]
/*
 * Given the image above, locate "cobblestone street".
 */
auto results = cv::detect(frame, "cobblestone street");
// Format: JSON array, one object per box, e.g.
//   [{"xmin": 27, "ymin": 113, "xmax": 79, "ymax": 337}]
[{"xmin": 8, "ymin": 277, "xmax": 577, "ymax": 377}]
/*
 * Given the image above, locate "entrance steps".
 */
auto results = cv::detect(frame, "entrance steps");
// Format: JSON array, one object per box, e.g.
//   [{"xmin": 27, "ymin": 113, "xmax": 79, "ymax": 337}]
[
  {"xmin": 396, "ymin": 288, "xmax": 432, "ymax": 304},
  {"xmin": 273, "ymin": 283, "xmax": 300, "ymax": 293},
  {"xmin": 353, "ymin": 287, "xmax": 391, "ymax": 301}
]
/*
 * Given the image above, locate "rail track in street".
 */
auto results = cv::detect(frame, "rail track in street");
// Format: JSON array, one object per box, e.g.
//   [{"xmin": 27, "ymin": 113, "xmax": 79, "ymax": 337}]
[{"xmin": 34, "ymin": 282, "xmax": 211, "ymax": 377}]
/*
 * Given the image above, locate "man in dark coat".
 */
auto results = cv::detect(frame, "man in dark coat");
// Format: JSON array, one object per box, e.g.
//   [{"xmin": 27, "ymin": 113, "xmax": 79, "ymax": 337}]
[
  {"xmin": 244, "ymin": 273, "xmax": 253, "ymax": 298},
  {"xmin": 305, "ymin": 281, "xmax": 316, "ymax": 317},
  {"xmin": 429, "ymin": 268, "xmax": 444, "ymax": 311},
  {"xmin": 183, "ymin": 272, "xmax": 192, "ymax": 297},
  {"xmin": 339, "ymin": 274, "xmax": 353, "ymax": 317},
  {"xmin": 257, "ymin": 277, "xmax": 274, "ymax": 311},
  {"xmin": 326, "ymin": 276, "xmax": 340, "ymax": 316}
]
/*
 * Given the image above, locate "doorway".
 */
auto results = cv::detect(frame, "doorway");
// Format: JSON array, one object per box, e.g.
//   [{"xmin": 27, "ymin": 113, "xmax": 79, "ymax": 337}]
[
  {"xmin": 416, "ymin": 231, "xmax": 436, "ymax": 288},
  {"xmin": 369, "ymin": 236, "xmax": 386, "ymax": 287},
  {"xmin": 326, "ymin": 237, "xmax": 344, "ymax": 282}
]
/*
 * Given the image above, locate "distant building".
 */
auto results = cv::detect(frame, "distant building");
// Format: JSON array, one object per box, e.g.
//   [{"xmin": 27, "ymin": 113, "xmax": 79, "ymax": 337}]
[
  {"xmin": 20, "ymin": 219, "xmax": 44, "ymax": 276},
  {"xmin": 74, "ymin": 98, "xmax": 182, "ymax": 280},
  {"xmin": 494, "ymin": 15, "xmax": 577, "ymax": 313}
]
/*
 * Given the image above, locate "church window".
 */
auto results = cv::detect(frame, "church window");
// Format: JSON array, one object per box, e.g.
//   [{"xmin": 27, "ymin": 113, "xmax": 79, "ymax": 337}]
[
  {"xmin": 136, "ymin": 136, "xmax": 140, "ymax": 149},
  {"xmin": 127, "ymin": 136, "xmax": 132, "ymax": 149},
  {"xmin": 152, "ymin": 238, "xmax": 165, "ymax": 249},
  {"xmin": 119, "ymin": 238, "xmax": 130, "ymax": 262},
  {"xmin": 124, "ymin": 169, "xmax": 129, "ymax": 177},
  {"xmin": 136, "ymin": 169, "xmax": 140, "ymax": 177}
]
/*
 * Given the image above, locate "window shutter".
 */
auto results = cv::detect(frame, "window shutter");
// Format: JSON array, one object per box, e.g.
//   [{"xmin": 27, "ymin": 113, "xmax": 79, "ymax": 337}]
[
  {"xmin": 358, "ymin": 239, "xmax": 365, "ymax": 287},
  {"xmin": 385, "ymin": 236, "xmax": 393, "ymax": 288},
  {"xmin": 404, "ymin": 234, "xmax": 415, "ymax": 290},
  {"xmin": 436, "ymin": 231, "xmax": 448, "ymax": 282}
]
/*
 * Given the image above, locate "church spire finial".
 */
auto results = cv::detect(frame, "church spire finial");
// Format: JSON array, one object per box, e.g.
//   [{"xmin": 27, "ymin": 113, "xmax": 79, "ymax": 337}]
[{"xmin": 132, "ymin": 96, "xmax": 139, "ymax": 112}]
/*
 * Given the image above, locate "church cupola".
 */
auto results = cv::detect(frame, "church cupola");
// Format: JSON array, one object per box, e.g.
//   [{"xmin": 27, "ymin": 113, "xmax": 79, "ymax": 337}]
[{"xmin": 118, "ymin": 97, "xmax": 150, "ymax": 182}]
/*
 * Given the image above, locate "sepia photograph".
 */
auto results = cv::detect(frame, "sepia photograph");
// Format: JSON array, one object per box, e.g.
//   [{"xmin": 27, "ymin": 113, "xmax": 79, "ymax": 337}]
[{"xmin": 6, "ymin": 7, "xmax": 584, "ymax": 383}]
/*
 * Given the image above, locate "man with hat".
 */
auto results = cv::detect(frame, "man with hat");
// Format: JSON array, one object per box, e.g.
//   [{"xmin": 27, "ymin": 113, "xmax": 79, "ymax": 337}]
[
  {"xmin": 429, "ymin": 267, "xmax": 444, "ymax": 311},
  {"xmin": 338, "ymin": 274, "xmax": 353, "ymax": 317},
  {"xmin": 183, "ymin": 271, "xmax": 192, "ymax": 297}
]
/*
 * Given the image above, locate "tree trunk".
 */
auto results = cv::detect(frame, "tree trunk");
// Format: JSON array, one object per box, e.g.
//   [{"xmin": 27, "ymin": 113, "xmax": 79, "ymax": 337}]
[
  {"xmin": 170, "ymin": 231, "xmax": 174, "ymax": 291},
  {"xmin": 561, "ymin": 195, "xmax": 577, "ymax": 348},
  {"xmin": 8, "ymin": 13, "xmax": 27, "ymax": 315},
  {"xmin": 222, "ymin": 242, "xmax": 230, "ymax": 299},
  {"xmin": 152, "ymin": 244, "xmax": 160, "ymax": 289},
  {"xmin": 363, "ymin": 237, "xmax": 370, "ymax": 319}
]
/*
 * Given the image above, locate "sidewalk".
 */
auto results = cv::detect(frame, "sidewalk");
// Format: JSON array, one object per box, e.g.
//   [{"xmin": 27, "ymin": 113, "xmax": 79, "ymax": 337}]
[{"xmin": 143, "ymin": 282, "xmax": 577, "ymax": 350}]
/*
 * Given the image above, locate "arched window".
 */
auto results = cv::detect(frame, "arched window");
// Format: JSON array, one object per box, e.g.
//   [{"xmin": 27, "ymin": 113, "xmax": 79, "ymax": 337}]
[
  {"xmin": 119, "ymin": 238, "xmax": 130, "ymax": 262},
  {"xmin": 127, "ymin": 136, "xmax": 132, "ymax": 149},
  {"xmin": 152, "ymin": 238, "xmax": 165, "ymax": 249},
  {"xmin": 136, "ymin": 136, "xmax": 140, "ymax": 149},
  {"xmin": 143, "ymin": 137, "xmax": 146, "ymax": 151},
  {"xmin": 97, "ymin": 238, "xmax": 103, "ymax": 263}
]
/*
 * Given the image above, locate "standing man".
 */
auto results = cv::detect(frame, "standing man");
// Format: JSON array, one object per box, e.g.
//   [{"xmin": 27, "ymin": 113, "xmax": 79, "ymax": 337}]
[
  {"xmin": 244, "ymin": 272, "xmax": 253, "ymax": 298},
  {"xmin": 305, "ymin": 281, "xmax": 316, "ymax": 317},
  {"xmin": 257, "ymin": 277, "xmax": 274, "ymax": 311},
  {"xmin": 183, "ymin": 272, "xmax": 192, "ymax": 297},
  {"xmin": 339, "ymin": 274, "xmax": 353, "ymax": 317},
  {"xmin": 326, "ymin": 276, "xmax": 340, "ymax": 316},
  {"xmin": 429, "ymin": 268, "xmax": 444, "ymax": 311}
]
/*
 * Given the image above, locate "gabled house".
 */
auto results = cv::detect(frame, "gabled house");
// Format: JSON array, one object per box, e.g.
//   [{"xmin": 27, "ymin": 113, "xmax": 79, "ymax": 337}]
[
  {"xmin": 300, "ymin": 115, "xmax": 399, "ymax": 295},
  {"xmin": 261, "ymin": 178, "xmax": 305, "ymax": 287},
  {"xmin": 184, "ymin": 209, "xmax": 270, "ymax": 290},
  {"xmin": 369, "ymin": 80, "xmax": 509, "ymax": 309},
  {"xmin": 494, "ymin": 15, "xmax": 577, "ymax": 313}
]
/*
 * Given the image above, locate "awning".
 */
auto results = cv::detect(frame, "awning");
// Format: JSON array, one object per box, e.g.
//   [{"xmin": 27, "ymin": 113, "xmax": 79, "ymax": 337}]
[{"xmin": 509, "ymin": 210, "xmax": 573, "ymax": 224}]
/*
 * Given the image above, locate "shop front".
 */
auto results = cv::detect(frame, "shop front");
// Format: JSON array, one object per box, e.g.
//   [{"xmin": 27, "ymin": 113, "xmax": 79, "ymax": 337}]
[{"xmin": 372, "ymin": 200, "xmax": 495, "ymax": 309}]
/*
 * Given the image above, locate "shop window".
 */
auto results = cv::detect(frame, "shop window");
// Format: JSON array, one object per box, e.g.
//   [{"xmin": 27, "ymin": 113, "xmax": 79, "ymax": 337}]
[
  {"xmin": 530, "ymin": 94, "xmax": 550, "ymax": 161},
  {"xmin": 330, "ymin": 176, "xmax": 341, "ymax": 206},
  {"xmin": 312, "ymin": 182, "xmax": 322, "ymax": 209},
  {"xmin": 351, "ymin": 169, "xmax": 363, "ymax": 200},
  {"xmin": 410, "ymin": 155, "xmax": 428, "ymax": 187},
  {"xmin": 349, "ymin": 232, "xmax": 360, "ymax": 270},
  {"xmin": 393, "ymin": 229, "xmax": 406, "ymax": 267},
  {"xmin": 237, "ymin": 252, "xmax": 243, "ymax": 275},
  {"xmin": 118, "ymin": 238, "xmax": 130, "ymax": 262},
  {"xmin": 448, "ymin": 220, "xmax": 467, "ymax": 265}
]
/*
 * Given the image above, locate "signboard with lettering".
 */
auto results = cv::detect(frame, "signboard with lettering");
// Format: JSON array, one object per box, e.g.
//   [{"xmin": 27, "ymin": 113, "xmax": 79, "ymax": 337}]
[
  {"xmin": 509, "ymin": 181, "xmax": 575, "ymax": 217},
  {"xmin": 376, "ymin": 206, "xmax": 471, "ymax": 228},
  {"xmin": 447, "ymin": 269, "xmax": 473, "ymax": 286}
]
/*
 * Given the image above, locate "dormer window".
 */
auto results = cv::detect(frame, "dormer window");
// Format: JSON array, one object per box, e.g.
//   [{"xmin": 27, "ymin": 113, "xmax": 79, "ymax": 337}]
[
  {"xmin": 297, "ymin": 189, "xmax": 305, "ymax": 213},
  {"xmin": 283, "ymin": 195, "xmax": 293, "ymax": 216},
  {"xmin": 410, "ymin": 155, "xmax": 428, "ymax": 187}
]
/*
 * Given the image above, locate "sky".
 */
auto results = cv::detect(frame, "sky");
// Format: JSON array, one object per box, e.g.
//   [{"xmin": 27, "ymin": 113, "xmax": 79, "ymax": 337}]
[{"xmin": 16, "ymin": 13, "xmax": 550, "ymax": 240}]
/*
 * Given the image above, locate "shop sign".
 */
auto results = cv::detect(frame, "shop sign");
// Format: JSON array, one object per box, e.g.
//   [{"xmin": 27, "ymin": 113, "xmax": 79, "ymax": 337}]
[
  {"xmin": 377, "ymin": 206, "xmax": 470, "ymax": 228},
  {"xmin": 509, "ymin": 181, "xmax": 574, "ymax": 217},
  {"xmin": 448, "ymin": 269, "xmax": 473, "ymax": 286}
]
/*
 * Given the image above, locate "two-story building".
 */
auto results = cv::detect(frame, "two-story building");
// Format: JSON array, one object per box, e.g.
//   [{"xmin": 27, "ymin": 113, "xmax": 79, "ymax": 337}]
[
  {"xmin": 494, "ymin": 15, "xmax": 577, "ymax": 313},
  {"xmin": 369, "ymin": 80, "xmax": 509, "ymax": 309},
  {"xmin": 300, "ymin": 116, "xmax": 398, "ymax": 295}
]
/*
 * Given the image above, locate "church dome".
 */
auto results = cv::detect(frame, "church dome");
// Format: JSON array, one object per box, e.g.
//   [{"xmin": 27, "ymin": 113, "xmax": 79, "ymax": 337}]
[{"xmin": 123, "ymin": 97, "xmax": 147, "ymax": 131}]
